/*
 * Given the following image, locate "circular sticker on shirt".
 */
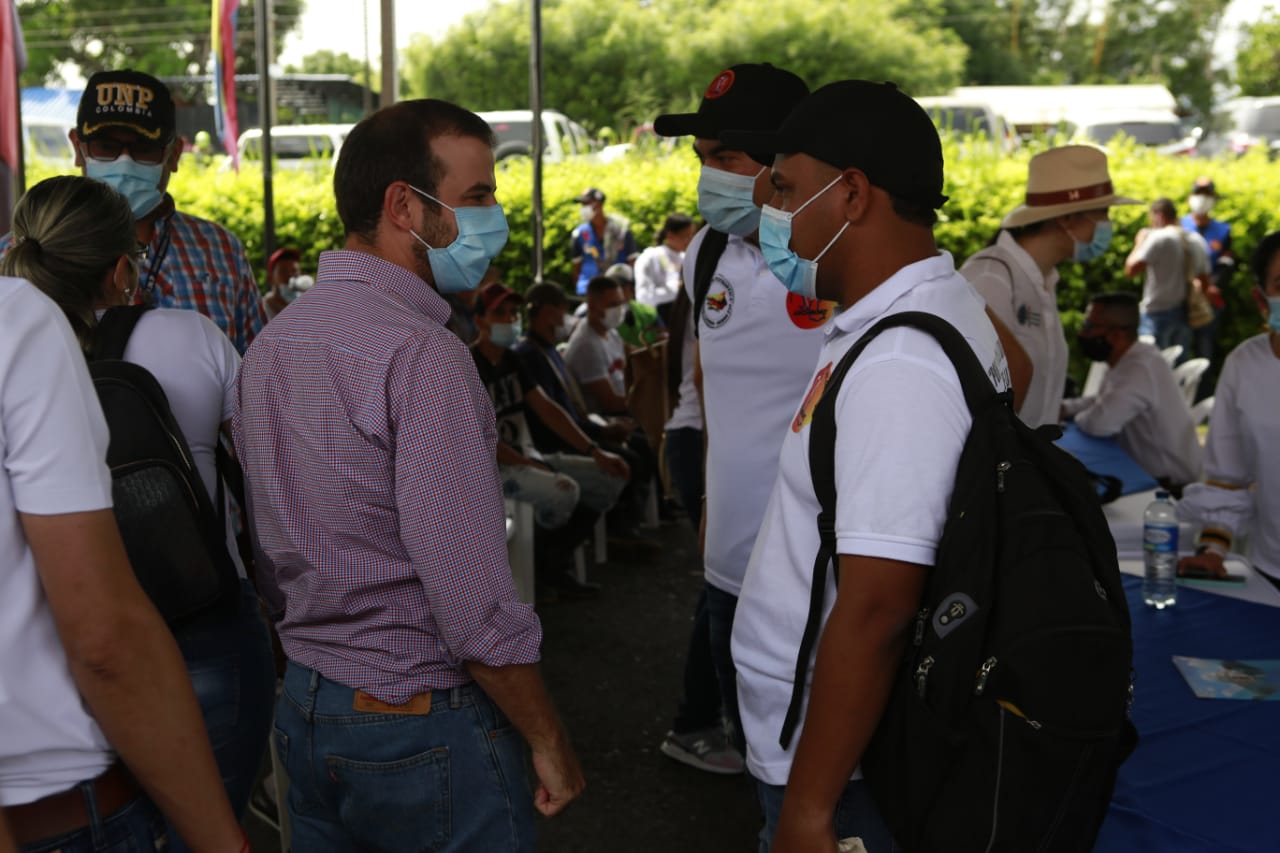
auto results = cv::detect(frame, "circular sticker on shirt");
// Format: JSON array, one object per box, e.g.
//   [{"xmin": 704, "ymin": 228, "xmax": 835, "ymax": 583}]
[
  {"xmin": 702, "ymin": 276, "xmax": 735, "ymax": 329},
  {"xmin": 792, "ymin": 361, "xmax": 834, "ymax": 433},
  {"xmin": 705, "ymin": 70, "xmax": 735, "ymax": 99},
  {"xmin": 786, "ymin": 293, "xmax": 837, "ymax": 329}
]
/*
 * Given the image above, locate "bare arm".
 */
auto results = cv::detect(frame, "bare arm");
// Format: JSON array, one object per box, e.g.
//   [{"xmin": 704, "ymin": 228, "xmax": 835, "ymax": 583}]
[
  {"xmin": 465, "ymin": 661, "xmax": 584, "ymax": 817},
  {"xmin": 21, "ymin": 509, "xmax": 243, "ymax": 853},
  {"xmin": 527, "ymin": 389, "xmax": 629, "ymax": 479},
  {"xmin": 771, "ymin": 554, "xmax": 928, "ymax": 853},
  {"xmin": 985, "ymin": 307, "xmax": 1031, "ymax": 412}
]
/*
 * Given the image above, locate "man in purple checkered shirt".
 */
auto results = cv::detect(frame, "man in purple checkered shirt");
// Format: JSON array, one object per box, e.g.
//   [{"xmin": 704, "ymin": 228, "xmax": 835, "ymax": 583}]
[{"xmin": 233, "ymin": 100, "xmax": 583, "ymax": 850}]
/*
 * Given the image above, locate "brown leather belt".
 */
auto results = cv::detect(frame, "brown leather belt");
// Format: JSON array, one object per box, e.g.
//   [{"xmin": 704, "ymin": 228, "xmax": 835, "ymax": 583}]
[{"xmin": 4, "ymin": 763, "xmax": 142, "ymax": 846}]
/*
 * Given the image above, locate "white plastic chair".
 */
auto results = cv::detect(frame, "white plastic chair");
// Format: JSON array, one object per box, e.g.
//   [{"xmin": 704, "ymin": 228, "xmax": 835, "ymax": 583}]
[
  {"xmin": 1190, "ymin": 396, "xmax": 1215, "ymax": 428},
  {"xmin": 504, "ymin": 498, "xmax": 535, "ymax": 604},
  {"xmin": 1173, "ymin": 358, "xmax": 1210, "ymax": 408},
  {"xmin": 1160, "ymin": 344, "xmax": 1183, "ymax": 367}
]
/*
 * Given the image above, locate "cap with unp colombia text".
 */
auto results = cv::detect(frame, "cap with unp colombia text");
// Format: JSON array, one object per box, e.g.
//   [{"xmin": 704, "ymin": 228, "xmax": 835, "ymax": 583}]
[
  {"xmin": 720, "ymin": 79, "xmax": 948, "ymax": 210},
  {"xmin": 77, "ymin": 69, "xmax": 176, "ymax": 143}
]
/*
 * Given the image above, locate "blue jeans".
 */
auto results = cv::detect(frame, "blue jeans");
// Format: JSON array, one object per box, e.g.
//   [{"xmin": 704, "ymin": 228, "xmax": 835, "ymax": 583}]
[
  {"xmin": 19, "ymin": 789, "xmax": 167, "ymax": 852},
  {"xmin": 1139, "ymin": 304, "xmax": 1191, "ymax": 357},
  {"xmin": 274, "ymin": 661, "xmax": 535, "ymax": 852},
  {"xmin": 670, "ymin": 586, "xmax": 722, "ymax": 734},
  {"xmin": 756, "ymin": 778, "xmax": 897, "ymax": 853},
  {"xmin": 705, "ymin": 582, "xmax": 743, "ymax": 754},
  {"xmin": 171, "ymin": 580, "xmax": 276, "ymax": 823}
]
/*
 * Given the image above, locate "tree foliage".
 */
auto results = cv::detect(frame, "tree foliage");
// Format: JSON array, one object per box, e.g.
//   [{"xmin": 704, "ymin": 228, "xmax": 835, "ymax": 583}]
[
  {"xmin": 286, "ymin": 49, "xmax": 377, "ymax": 92},
  {"xmin": 1235, "ymin": 11, "xmax": 1280, "ymax": 97},
  {"xmin": 17, "ymin": 0, "xmax": 305, "ymax": 87},
  {"xmin": 401, "ymin": 0, "xmax": 968, "ymax": 132}
]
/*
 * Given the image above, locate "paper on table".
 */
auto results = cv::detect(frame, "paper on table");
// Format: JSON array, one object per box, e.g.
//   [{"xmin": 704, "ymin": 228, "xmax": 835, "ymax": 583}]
[{"xmin": 1172, "ymin": 656, "xmax": 1280, "ymax": 700}]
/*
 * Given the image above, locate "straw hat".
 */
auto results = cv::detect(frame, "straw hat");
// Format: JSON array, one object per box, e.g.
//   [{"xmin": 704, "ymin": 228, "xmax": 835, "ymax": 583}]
[{"xmin": 1001, "ymin": 145, "xmax": 1140, "ymax": 229}]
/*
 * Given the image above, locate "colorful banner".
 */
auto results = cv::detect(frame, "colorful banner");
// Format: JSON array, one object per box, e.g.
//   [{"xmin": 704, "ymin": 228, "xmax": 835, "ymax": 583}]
[
  {"xmin": 0, "ymin": 0, "xmax": 24, "ymax": 172},
  {"xmin": 211, "ymin": 0, "xmax": 240, "ymax": 168}
]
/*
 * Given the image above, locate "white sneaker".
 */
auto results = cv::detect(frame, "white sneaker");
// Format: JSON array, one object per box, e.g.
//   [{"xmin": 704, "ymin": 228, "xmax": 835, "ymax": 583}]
[{"xmin": 659, "ymin": 727, "xmax": 745, "ymax": 775}]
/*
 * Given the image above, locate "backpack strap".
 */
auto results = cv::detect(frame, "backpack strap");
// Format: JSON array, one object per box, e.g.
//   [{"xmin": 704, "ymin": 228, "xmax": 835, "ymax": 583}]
[
  {"xmin": 779, "ymin": 310, "xmax": 1008, "ymax": 748},
  {"xmin": 691, "ymin": 228, "xmax": 729, "ymax": 339},
  {"xmin": 87, "ymin": 305, "xmax": 153, "ymax": 362}
]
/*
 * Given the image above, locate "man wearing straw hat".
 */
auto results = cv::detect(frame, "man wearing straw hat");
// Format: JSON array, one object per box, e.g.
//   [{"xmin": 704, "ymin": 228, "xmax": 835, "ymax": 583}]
[{"xmin": 961, "ymin": 144, "xmax": 1140, "ymax": 428}]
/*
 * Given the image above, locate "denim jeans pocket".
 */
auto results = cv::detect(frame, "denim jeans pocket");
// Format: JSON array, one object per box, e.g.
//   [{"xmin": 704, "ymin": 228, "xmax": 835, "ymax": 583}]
[{"xmin": 324, "ymin": 746, "xmax": 452, "ymax": 852}]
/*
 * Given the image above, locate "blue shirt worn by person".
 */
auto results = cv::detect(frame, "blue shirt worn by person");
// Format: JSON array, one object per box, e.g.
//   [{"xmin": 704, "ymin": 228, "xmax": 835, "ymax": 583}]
[{"xmin": 1180, "ymin": 214, "xmax": 1231, "ymax": 269}]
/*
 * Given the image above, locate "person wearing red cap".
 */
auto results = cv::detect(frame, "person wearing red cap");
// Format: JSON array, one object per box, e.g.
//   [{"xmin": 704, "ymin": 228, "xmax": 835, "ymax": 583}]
[
  {"xmin": 263, "ymin": 247, "xmax": 314, "ymax": 319},
  {"xmin": 570, "ymin": 187, "xmax": 637, "ymax": 295},
  {"xmin": 469, "ymin": 282, "xmax": 629, "ymax": 599}
]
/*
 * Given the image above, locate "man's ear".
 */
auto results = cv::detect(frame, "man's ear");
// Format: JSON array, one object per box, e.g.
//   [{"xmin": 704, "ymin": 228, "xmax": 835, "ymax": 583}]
[
  {"xmin": 166, "ymin": 140, "xmax": 181, "ymax": 174},
  {"xmin": 840, "ymin": 168, "xmax": 873, "ymax": 224},
  {"xmin": 383, "ymin": 181, "xmax": 417, "ymax": 234},
  {"xmin": 69, "ymin": 129, "xmax": 85, "ymax": 168}
]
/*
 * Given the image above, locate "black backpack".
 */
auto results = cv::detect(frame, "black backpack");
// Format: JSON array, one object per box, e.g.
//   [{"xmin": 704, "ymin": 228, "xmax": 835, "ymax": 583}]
[
  {"xmin": 788, "ymin": 311, "xmax": 1136, "ymax": 853},
  {"xmin": 691, "ymin": 227, "xmax": 730, "ymax": 338},
  {"xmin": 87, "ymin": 306, "xmax": 241, "ymax": 627}
]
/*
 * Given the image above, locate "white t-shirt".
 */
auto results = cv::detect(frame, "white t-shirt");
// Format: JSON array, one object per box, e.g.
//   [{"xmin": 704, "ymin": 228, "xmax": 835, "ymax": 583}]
[
  {"xmin": 961, "ymin": 231, "xmax": 1067, "ymax": 428},
  {"xmin": 731, "ymin": 253, "xmax": 1010, "ymax": 786},
  {"xmin": 1134, "ymin": 225, "xmax": 1210, "ymax": 313},
  {"xmin": 665, "ymin": 310, "xmax": 703, "ymax": 432},
  {"xmin": 1062, "ymin": 341, "xmax": 1203, "ymax": 485},
  {"xmin": 563, "ymin": 321, "xmax": 626, "ymax": 412},
  {"xmin": 683, "ymin": 225, "xmax": 836, "ymax": 595},
  {"xmin": 635, "ymin": 244, "xmax": 685, "ymax": 307},
  {"xmin": 114, "ymin": 308, "xmax": 244, "ymax": 576},
  {"xmin": 1177, "ymin": 334, "xmax": 1280, "ymax": 579},
  {"xmin": 0, "ymin": 278, "xmax": 114, "ymax": 806}
]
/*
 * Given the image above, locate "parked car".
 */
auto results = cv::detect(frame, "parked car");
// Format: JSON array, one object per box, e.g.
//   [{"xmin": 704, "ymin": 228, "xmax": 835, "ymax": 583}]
[
  {"xmin": 476, "ymin": 110, "xmax": 594, "ymax": 163},
  {"xmin": 236, "ymin": 124, "xmax": 352, "ymax": 170},
  {"xmin": 1068, "ymin": 110, "xmax": 1200, "ymax": 156},
  {"xmin": 914, "ymin": 96, "xmax": 1018, "ymax": 154},
  {"xmin": 1202, "ymin": 97, "xmax": 1280, "ymax": 158}
]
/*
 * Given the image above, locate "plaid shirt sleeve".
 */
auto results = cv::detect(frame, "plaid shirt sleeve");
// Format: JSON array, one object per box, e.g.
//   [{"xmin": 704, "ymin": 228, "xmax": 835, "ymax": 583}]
[
  {"xmin": 388, "ymin": 334, "xmax": 542, "ymax": 668},
  {"xmin": 230, "ymin": 235, "xmax": 268, "ymax": 351}
]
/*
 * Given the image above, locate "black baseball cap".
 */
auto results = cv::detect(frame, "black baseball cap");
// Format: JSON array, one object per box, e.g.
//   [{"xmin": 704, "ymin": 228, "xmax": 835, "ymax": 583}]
[
  {"xmin": 77, "ymin": 70, "xmax": 176, "ymax": 142},
  {"xmin": 721, "ymin": 79, "xmax": 948, "ymax": 210},
  {"xmin": 525, "ymin": 282, "xmax": 576, "ymax": 310},
  {"xmin": 574, "ymin": 188, "xmax": 606, "ymax": 204},
  {"xmin": 654, "ymin": 63, "xmax": 808, "ymax": 166},
  {"xmin": 1190, "ymin": 177, "xmax": 1217, "ymax": 197}
]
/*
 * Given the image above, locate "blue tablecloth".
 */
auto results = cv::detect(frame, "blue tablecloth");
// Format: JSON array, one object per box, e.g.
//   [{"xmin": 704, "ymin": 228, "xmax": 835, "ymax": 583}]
[
  {"xmin": 1094, "ymin": 577, "xmax": 1280, "ymax": 852},
  {"xmin": 1055, "ymin": 423, "xmax": 1159, "ymax": 496}
]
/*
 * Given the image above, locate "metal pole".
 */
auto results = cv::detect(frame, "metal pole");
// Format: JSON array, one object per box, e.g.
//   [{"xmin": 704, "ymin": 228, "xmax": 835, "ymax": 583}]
[
  {"xmin": 362, "ymin": 0, "xmax": 372, "ymax": 115},
  {"xmin": 530, "ymin": 0, "xmax": 544, "ymax": 284},
  {"xmin": 380, "ymin": 0, "xmax": 396, "ymax": 107},
  {"xmin": 256, "ymin": 0, "xmax": 275, "ymax": 261}
]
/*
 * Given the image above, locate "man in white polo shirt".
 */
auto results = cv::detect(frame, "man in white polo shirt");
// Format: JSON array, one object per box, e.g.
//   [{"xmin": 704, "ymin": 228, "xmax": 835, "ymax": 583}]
[
  {"xmin": 652, "ymin": 63, "xmax": 827, "ymax": 770},
  {"xmin": 722, "ymin": 80, "xmax": 1009, "ymax": 851}
]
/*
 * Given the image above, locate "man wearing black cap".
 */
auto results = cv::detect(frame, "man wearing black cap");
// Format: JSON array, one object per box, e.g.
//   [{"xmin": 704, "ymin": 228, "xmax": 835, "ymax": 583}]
[
  {"xmin": 72, "ymin": 70, "xmax": 266, "ymax": 353},
  {"xmin": 570, "ymin": 187, "xmax": 637, "ymax": 295},
  {"xmin": 723, "ymin": 80, "xmax": 1010, "ymax": 851},
  {"xmin": 651, "ymin": 63, "xmax": 827, "ymax": 774}
]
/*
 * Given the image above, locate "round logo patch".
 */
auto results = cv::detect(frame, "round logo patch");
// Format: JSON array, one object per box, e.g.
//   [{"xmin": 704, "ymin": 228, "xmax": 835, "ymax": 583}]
[
  {"xmin": 705, "ymin": 70, "xmax": 735, "ymax": 99},
  {"xmin": 702, "ymin": 277, "xmax": 735, "ymax": 329},
  {"xmin": 786, "ymin": 293, "xmax": 837, "ymax": 329},
  {"xmin": 792, "ymin": 362, "xmax": 834, "ymax": 433}
]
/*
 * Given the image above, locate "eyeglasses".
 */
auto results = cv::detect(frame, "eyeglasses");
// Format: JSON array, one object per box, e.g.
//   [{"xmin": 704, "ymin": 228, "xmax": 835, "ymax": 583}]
[{"xmin": 84, "ymin": 137, "xmax": 168, "ymax": 166}]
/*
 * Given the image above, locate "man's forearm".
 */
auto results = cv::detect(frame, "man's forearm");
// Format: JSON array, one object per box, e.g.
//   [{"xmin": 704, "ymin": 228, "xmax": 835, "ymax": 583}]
[{"xmin": 466, "ymin": 660, "xmax": 569, "ymax": 750}]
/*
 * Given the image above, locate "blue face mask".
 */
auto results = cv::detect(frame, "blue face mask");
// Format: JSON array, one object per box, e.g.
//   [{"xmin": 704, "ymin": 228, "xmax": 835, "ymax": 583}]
[
  {"xmin": 85, "ymin": 154, "xmax": 165, "ymax": 218},
  {"xmin": 1268, "ymin": 296, "xmax": 1280, "ymax": 334},
  {"xmin": 697, "ymin": 165, "xmax": 764, "ymax": 236},
  {"xmin": 1070, "ymin": 219, "xmax": 1114, "ymax": 263},
  {"xmin": 489, "ymin": 320, "xmax": 521, "ymax": 348},
  {"xmin": 758, "ymin": 175, "xmax": 849, "ymax": 300},
  {"xmin": 408, "ymin": 185, "xmax": 509, "ymax": 294}
]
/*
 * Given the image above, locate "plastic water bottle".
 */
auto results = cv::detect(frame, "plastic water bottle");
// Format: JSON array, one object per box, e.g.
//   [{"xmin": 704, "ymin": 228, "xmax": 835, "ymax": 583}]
[{"xmin": 1143, "ymin": 491, "xmax": 1178, "ymax": 609}]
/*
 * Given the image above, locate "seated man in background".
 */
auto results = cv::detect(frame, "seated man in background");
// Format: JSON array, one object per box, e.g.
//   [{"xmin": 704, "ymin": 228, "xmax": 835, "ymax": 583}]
[
  {"xmin": 263, "ymin": 247, "xmax": 314, "ymax": 319},
  {"xmin": 471, "ymin": 283, "xmax": 629, "ymax": 598},
  {"xmin": 1062, "ymin": 292, "xmax": 1203, "ymax": 489},
  {"xmin": 565, "ymin": 275, "xmax": 631, "ymax": 414}
]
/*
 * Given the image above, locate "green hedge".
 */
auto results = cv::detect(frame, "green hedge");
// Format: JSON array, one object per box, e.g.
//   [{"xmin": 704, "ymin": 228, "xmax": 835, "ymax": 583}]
[{"xmin": 28, "ymin": 139, "xmax": 1278, "ymax": 386}]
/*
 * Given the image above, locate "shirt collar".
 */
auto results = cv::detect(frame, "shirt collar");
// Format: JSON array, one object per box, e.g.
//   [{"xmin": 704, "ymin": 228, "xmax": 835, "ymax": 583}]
[
  {"xmin": 317, "ymin": 249, "xmax": 452, "ymax": 325},
  {"xmin": 828, "ymin": 251, "xmax": 957, "ymax": 341}
]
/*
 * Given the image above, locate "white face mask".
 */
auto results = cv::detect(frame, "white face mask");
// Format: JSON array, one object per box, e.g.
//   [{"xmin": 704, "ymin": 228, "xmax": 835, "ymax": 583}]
[
  {"xmin": 1188, "ymin": 195, "xmax": 1214, "ymax": 216},
  {"xmin": 579, "ymin": 204, "xmax": 595, "ymax": 222},
  {"xmin": 602, "ymin": 305, "xmax": 625, "ymax": 329}
]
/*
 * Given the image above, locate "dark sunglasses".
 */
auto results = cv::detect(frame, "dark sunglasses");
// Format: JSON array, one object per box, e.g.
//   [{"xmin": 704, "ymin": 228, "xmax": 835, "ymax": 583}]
[{"xmin": 84, "ymin": 137, "xmax": 168, "ymax": 166}]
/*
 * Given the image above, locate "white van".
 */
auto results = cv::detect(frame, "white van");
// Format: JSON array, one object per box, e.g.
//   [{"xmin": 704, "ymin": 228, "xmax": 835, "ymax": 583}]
[
  {"xmin": 22, "ymin": 117, "xmax": 76, "ymax": 165},
  {"xmin": 914, "ymin": 96, "xmax": 1018, "ymax": 154},
  {"xmin": 236, "ymin": 124, "xmax": 353, "ymax": 170},
  {"xmin": 476, "ymin": 110, "xmax": 594, "ymax": 163}
]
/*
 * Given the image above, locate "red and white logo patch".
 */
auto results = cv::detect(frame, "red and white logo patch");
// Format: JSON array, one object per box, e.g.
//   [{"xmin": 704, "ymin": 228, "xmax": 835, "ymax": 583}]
[{"xmin": 705, "ymin": 70, "xmax": 735, "ymax": 99}]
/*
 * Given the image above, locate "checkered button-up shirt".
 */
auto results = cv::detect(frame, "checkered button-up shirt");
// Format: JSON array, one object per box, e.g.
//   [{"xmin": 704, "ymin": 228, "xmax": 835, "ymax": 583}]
[
  {"xmin": 233, "ymin": 250, "xmax": 541, "ymax": 702},
  {"xmin": 139, "ymin": 199, "xmax": 267, "ymax": 355}
]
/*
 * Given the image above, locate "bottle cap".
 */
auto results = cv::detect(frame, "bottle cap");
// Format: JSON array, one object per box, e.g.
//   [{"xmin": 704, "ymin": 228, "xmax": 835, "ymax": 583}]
[{"xmin": 1155, "ymin": 490, "xmax": 1170, "ymax": 500}]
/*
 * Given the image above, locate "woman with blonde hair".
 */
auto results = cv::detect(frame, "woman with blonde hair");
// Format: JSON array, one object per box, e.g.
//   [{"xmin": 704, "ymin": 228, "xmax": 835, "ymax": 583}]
[{"xmin": 2, "ymin": 175, "xmax": 275, "ymax": 831}]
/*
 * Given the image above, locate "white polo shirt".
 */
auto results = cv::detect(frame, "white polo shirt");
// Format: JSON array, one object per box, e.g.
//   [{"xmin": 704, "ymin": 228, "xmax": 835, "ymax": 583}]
[
  {"xmin": 731, "ymin": 253, "xmax": 1009, "ymax": 785},
  {"xmin": 1062, "ymin": 341, "xmax": 1203, "ymax": 485},
  {"xmin": 961, "ymin": 231, "xmax": 1067, "ymax": 428},
  {"xmin": 0, "ymin": 279, "xmax": 114, "ymax": 806},
  {"xmin": 684, "ymin": 225, "xmax": 836, "ymax": 596},
  {"xmin": 1177, "ymin": 334, "xmax": 1280, "ymax": 579},
  {"xmin": 635, "ymin": 244, "xmax": 684, "ymax": 307}
]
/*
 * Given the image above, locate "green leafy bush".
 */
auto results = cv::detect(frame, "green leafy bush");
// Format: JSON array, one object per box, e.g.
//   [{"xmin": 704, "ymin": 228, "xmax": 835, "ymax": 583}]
[{"xmin": 27, "ymin": 139, "xmax": 1276, "ymax": 386}]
